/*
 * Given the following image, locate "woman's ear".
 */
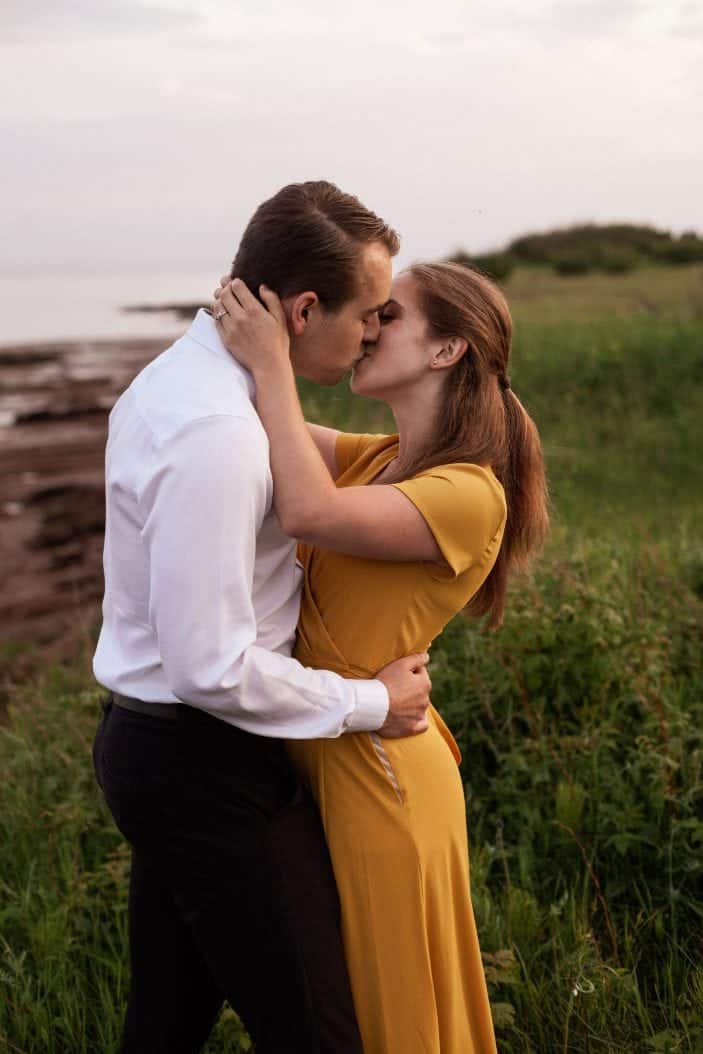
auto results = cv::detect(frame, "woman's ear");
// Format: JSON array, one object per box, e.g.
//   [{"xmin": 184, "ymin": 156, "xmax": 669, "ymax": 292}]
[
  {"xmin": 431, "ymin": 336, "xmax": 468, "ymax": 370},
  {"xmin": 288, "ymin": 291, "xmax": 320, "ymax": 336}
]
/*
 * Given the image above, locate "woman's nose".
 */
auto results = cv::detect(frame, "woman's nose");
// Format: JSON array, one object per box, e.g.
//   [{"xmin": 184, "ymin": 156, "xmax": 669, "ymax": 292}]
[{"xmin": 364, "ymin": 312, "xmax": 381, "ymax": 342}]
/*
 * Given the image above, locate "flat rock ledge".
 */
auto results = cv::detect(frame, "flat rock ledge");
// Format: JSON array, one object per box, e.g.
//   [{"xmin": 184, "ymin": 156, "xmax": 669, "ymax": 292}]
[{"xmin": 0, "ymin": 338, "xmax": 165, "ymax": 652}]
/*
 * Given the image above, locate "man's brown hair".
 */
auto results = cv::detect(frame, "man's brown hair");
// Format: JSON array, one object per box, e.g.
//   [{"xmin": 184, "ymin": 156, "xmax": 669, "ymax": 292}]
[{"xmin": 231, "ymin": 181, "xmax": 400, "ymax": 310}]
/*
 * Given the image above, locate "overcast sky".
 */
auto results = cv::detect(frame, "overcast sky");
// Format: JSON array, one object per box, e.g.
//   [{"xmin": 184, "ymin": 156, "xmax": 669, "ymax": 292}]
[{"xmin": 1, "ymin": 0, "xmax": 701, "ymax": 275}]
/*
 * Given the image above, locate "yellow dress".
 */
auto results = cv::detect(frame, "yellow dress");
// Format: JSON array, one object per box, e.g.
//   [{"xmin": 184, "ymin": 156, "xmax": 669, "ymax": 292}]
[{"xmin": 289, "ymin": 432, "xmax": 506, "ymax": 1054}]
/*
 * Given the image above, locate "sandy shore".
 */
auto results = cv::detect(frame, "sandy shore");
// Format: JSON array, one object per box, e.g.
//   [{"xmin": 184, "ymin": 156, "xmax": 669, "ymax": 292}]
[{"xmin": 0, "ymin": 336, "xmax": 169, "ymax": 650}]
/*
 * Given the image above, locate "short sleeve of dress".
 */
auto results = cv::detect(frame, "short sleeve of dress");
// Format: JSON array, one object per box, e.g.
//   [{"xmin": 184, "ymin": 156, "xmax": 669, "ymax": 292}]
[
  {"xmin": 335, "ymin": 432, "xmax": 389, "ymax": 477},
  {"xmin": 392, "ymin": 463, "xmax": 507, "ymax": 578}
]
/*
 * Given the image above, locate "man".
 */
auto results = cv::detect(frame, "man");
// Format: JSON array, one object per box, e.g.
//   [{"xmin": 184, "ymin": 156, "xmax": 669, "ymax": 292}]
[{"xmin": 93, "ymin": 181, "xmax": 431, "ymax": 1054}]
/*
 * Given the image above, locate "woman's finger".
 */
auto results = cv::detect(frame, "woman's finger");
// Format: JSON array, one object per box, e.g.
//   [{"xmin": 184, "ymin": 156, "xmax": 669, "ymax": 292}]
[
  {"xmin": 230, "ymin": 278, "xmax": 260, "ymax": 312},
  {"xmin": 218, "ymin": 282, "xmax": 245, "ymax": 316},
  {"xmin": 259, "ymin": 285, "xmax": 287, "ymax": 327},
  {"xmin": 212, "ymin": 274, "xmax": 231, "ymax": 301}
]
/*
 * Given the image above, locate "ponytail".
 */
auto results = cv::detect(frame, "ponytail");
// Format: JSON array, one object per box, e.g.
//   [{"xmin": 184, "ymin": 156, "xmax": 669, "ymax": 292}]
[{"xmin": 468, "ymin": 386, "xmax": 548, "ymax": 627}]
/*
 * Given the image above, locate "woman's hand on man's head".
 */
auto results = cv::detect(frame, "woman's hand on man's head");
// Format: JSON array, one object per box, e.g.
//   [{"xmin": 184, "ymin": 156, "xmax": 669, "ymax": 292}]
[{"xmin": 212, "ymin": 277, "xmax": 290, "ymax": 376}]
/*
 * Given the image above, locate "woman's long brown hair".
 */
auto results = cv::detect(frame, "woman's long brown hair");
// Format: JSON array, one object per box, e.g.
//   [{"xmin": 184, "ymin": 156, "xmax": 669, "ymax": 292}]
[{"xmin": 385, "ymin": 261, "xmax": 549, "ymax": 628}]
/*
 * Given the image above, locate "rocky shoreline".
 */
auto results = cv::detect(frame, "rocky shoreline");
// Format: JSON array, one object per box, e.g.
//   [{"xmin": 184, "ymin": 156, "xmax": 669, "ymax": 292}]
[{"xmin": 0, "ymin": 337, "xmax": 166, "ymax": 651}]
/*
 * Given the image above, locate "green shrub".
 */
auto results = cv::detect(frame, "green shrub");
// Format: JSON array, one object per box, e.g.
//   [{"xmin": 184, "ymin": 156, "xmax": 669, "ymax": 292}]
[
  {"xmin": 3, "ymin": 541, "xmax": 701, "ymax": 1052},
  {"xmin": 0, "ymin": 662, "xmax": 252, "ymax": 1053},
  {"xmin": 551, "ymin": 251, "xmax": 594, "ymax": 276},
  {"xmin": 431, "ymin": 544, "xmax": 703, "ymax": 1051},
  {"xmin": 506, "ymin": 224, "xmax": 703, "ymax": 277},
  {"xmin": 655, "ymin": 233, "xmax": 703, "ymax": 266},
  {"xmin": 597, "ymin": 244, "xmax": 640, "ymax": 273},
  {"xmin": 448, "ymin": 249, "xmax": 516, "ymax": 281}
]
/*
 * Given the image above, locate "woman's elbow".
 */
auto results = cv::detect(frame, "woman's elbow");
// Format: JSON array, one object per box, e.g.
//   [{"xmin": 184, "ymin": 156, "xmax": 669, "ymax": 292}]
[
  {"xmin": 276, "ymin": 489, "xmax": 338, "ymax": 539},
  {"xmin": 277, "ymin": 504, "xmax": 315, "ymax": 539}
]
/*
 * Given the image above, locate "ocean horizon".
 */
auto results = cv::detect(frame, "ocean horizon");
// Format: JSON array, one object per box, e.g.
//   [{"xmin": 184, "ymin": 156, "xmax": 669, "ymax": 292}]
[{"xmin": 0, "ymin": 270, "xmax": 218, "ymax": 347}]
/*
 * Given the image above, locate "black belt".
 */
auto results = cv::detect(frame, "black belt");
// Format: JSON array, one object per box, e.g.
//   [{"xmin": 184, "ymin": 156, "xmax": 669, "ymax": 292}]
[{"xmin": 110, "ymin": 692, "xmax": 179, "ymax": 721}]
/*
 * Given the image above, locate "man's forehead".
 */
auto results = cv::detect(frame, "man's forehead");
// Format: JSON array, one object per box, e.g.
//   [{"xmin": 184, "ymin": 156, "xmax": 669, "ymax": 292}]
[{"xmin": 356, "ymin": 243, "xmax": 393, "ymax": 302}]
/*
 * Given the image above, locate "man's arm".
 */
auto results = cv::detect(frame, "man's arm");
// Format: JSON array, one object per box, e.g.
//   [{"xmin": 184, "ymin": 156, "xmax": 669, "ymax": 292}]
[{"xmin": 140, "ymin": 414, "xmax": 428, "ymax": 739}]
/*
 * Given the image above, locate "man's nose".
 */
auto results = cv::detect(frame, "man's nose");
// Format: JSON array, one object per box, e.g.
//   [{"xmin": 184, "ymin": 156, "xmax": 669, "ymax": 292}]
[{"xmin": 364, "ymin": 312, "xmax": 381, "ymax": 342}]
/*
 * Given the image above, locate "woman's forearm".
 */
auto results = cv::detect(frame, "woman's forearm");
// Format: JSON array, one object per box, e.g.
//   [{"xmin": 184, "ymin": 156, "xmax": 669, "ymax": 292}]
[{"xmin": 253, "ymin": 362, "xmax": 338, "ymax": 534}]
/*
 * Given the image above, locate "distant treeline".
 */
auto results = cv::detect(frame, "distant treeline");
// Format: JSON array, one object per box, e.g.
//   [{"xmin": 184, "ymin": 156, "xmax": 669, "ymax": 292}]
[{"xmin": 451, "ymin": 224, "xmax": 703, "ymax": 279}]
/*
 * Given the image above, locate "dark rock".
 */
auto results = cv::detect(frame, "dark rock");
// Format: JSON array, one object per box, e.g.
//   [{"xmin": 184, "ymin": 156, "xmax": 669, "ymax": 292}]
[{"xmin": 0, "ymin": 337, "xmax": 165, "ymax": 650}]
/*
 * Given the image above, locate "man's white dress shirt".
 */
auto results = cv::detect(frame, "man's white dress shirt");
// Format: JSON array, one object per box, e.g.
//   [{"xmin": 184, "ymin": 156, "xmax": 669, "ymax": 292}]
[{"xmin": 93, "ymin": 309, "xmax": 389, "ymax": 738}]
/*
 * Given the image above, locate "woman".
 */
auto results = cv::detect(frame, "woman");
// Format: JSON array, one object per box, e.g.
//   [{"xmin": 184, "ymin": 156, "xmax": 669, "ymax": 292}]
[{"xmin": 215, "ymin": 261, "xmax": 549, "ymax": 1053}]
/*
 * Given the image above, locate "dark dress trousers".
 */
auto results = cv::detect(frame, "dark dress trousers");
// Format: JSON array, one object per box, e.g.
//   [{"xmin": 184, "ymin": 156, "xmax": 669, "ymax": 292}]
[{"xmin": 94, "ymin": 698, "xmax": 363, "ymax": 1054}]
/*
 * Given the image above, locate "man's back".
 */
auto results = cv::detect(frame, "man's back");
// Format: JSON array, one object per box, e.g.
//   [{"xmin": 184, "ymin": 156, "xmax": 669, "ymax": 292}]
[{"xmin": 94, "ymin": 309, "xmax": 303, "ymax": 708}]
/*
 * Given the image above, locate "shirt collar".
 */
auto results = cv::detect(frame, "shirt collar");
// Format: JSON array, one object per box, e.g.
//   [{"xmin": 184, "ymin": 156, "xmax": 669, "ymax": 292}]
[{"xmin": 186, "ymin": 308, "xmax": 256, "ymax": 402}]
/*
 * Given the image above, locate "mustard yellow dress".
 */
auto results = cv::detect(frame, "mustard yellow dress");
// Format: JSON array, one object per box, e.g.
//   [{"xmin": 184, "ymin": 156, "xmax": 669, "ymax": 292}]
[{"xmin": 289, "ymin": 432, "xmax": 506, "ymax": 1054}]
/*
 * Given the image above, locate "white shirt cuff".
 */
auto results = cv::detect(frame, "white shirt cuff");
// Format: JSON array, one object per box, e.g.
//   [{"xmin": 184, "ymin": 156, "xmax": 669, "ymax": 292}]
[{"xmin": 343, "ymin": 678, "xmax": 390, "ymax": 733}]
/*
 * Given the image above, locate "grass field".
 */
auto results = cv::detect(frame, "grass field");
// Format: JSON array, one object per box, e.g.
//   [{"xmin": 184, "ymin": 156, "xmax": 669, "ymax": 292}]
[{"xmin": 1, "ymin": 264, "xmax": 702, "ymax": 1053}]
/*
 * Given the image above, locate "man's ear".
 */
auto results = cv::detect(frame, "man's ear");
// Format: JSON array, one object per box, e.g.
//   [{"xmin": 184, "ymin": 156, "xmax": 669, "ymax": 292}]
[
  {"xmin": 431, "ymin": 336, "xmax": 468, "ymax": 370},
  {"xmin": 288, "ymin": 292, "xmax": 320, "ymax": 336}
]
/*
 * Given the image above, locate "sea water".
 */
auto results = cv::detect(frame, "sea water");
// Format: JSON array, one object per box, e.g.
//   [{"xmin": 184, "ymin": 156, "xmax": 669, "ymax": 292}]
[{"xmin": 0, "ymin": 270, "xmax": 218, "ymax": 347}]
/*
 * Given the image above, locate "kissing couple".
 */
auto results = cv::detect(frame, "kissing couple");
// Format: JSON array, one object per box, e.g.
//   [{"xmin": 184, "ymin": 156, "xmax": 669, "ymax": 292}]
[{"xmin": 93, "ymin": 180, "xmax": 548, "ymax": 1053}]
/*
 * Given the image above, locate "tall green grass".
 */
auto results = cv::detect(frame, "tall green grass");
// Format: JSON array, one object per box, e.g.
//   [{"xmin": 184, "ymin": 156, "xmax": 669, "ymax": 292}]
[
  {"xmin": 2, "ymin": 268, "xmax": 702, "ymax": 1052},
  {"xmin": 0, "ymin": 660, "xmax": 253, "ymax": 1053},
  {"xmin": 439, "ymin": 544, "xmax": 703, "ymax": 1052}
]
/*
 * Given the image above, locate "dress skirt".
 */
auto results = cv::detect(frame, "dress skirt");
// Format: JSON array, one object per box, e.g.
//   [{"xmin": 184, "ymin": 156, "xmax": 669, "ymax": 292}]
[{"xmin": 287, "ymin": 705, "xmax": 497, "ymax": 1054}]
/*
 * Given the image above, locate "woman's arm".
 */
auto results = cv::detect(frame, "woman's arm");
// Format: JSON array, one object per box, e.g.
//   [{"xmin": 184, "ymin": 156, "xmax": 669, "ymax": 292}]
[
  {"xmin": 306, "ymin": 423, "xmax": 341, "ymax": 479},
  {"xmin": 215, "ymin": 281, "xmax": 442, "ymax": 564}
]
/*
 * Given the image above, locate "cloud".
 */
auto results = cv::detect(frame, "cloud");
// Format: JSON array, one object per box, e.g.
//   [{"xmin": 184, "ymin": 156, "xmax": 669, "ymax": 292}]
[
  {"xmin": 457, "ymin": 0, "xmax": 653, "ymax": 46},
  {"xmin": 411, "ymin": 30, "xmax": 472, "ymax": 55},
  {"xmin": 384, "ymin": 0, "xmax": 655, "ymax": 55},
  {"xmin": 1, "ymin": 0, "xmax": 701, "ymax": 279},
  {"xmin": 538, "ymin": 0, "xmax": 649, "ymax": 36},
  {"xmin": 670, "ymin": 0, "xmax": 703, "ymax": 38},
  {"xmin": 0, "ymin": 0, "xmax": 200, "ymax": 45}
]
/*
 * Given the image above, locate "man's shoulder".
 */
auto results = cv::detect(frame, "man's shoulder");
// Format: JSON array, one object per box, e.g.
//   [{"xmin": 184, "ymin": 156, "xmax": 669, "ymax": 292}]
[{"xmin": 122, "ymin": 331, "xmax": 261, "ymax": 445}]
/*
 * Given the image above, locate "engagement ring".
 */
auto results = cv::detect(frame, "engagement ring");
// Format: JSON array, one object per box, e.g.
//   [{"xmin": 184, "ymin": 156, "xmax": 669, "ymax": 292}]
[{"xmin": 214, "ymin": 308, "xmax": 227, "ymax": 321}]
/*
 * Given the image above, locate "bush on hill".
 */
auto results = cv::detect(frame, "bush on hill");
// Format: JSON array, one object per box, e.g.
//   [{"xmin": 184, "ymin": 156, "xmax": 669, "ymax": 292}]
[
  {"xmin": 551, "ymin": 250, "xmax": 593, "ymax": 276},
  {"xmin": 452, "ymin": 224, "xmax": 703, "ymax": 278},
  {"xmin": 655, "ymin": 231, "xmax": 703, "ymax": 265},
  {"xmin": 448, "ymin": 250, "xmax": 517, "ymax": 281},
  {"xmin": 516, "ymin": 224, "xmax": 703, "ymax": 273}
]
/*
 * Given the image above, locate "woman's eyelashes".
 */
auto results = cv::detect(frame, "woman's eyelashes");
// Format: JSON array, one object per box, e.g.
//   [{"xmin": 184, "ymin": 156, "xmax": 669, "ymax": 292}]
[{"xmin": 379, "ymin": 311, "xmax": 394, "ymax": 325}]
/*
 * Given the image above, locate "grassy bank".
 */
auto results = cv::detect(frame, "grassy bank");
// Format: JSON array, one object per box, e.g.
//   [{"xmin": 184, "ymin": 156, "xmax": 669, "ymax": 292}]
[{"xmin": 1, "ymin": 265, "xmax": 702, "ymax": 1052}]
